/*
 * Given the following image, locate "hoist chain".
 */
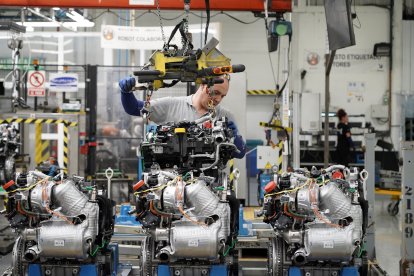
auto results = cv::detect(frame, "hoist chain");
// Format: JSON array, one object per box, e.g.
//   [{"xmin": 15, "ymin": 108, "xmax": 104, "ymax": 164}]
[
  {"xmin": 182, "ymin": 1, "xmax": 191, "ymax": 55},
  {"xmin": 156, "ymin": 0, "xmax": 167, "ymax": 48},
  {"xmin": 207, "ymin": 87, "xmax": 216, "ymax": 119},
  {"xmin": 142, "ymin": 89, "xmax": 153, "ymax": 123}
]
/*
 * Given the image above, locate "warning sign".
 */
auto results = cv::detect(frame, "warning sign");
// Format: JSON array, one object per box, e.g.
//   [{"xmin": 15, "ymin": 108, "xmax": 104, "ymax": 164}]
[{"xmin": 27, "ymin": 70, "xmax": 46, "ymax": 97}]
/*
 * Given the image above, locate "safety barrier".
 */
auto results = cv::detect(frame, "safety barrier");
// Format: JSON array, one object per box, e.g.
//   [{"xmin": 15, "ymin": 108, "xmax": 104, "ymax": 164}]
[{"xmin": 0, "ymin": 118, "xmax": 78, "ymax": 172}]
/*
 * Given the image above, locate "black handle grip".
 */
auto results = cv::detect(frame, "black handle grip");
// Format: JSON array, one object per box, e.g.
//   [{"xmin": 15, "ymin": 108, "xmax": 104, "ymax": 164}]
[
  {"xmin": 128, "ymin": 209, "xmax": 137, "ymax": 215},
  {"xmin": 231, "ymin": 64, "xmax": 245, "ymax": 73},
  {"xmin": 201, "ymin": 78, "xmax": 224, "ymax": 85},
  {"xmin": 133, "ymin": 70, "xmax": 161, "ymax": 76}
]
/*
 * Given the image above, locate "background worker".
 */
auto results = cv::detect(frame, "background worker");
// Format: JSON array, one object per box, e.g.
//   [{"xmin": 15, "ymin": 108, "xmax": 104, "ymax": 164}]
[{"xmin": 336, "ymin": 108, "xmax": 355, "ymax": 166}]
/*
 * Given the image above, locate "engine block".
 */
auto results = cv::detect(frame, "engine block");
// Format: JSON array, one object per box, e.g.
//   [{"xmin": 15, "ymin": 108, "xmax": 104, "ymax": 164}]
[
  {"xmin": 263, "ymin": 165, "xmax": 369, "ymax": 273},
  {"xmin": 134, "ymin": 117, "xmax": 239, "ymax": 273},
  {"xmin": 2, "ymin": 171, "xmax": 114, "ymax": 275},
  {"xmin": 0, "ymin": 124, "xmax": 19, "ymax": 185}
]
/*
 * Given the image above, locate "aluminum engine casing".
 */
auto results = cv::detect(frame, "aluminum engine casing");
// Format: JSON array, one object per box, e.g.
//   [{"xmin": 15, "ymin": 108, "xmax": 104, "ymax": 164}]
[
  {"xmin": 33, "ymin": 221, "xmax": 90, "ymax": 259},
  {"xmin": 28, "ymin": 180, "xmax": 99, "ymax": 260},
  {"xmin": 278, "ymin": 178, "xmax": 364, "ymax": 264},
  {"xmin": 303, "ymin": 222, "xmax": 360, "ymax": 261},
  {"xmin": 155, "ymin": 179, "xmax": 230, "ymax": 260},
  {"xmin": 319, "ymin": 182, "xmax": 353, "ymax": 220}
]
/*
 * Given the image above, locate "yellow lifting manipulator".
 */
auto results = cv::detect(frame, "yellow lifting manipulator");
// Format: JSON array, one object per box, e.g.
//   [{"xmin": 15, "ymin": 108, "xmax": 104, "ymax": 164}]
[{"xmin": 133, "ymin": 20, "xmax": 245, "ymax": 90}]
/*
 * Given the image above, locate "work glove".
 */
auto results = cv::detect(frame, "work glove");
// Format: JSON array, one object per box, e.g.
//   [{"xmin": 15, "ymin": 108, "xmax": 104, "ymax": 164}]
[
  {"xmin": 119, "ymin": 77, "xmax": 136, "ymax": 93},
  {"xmin": 228, "ymin": 121, "xmax": 239, "ymax": 137},
  {"xmin": 228, "ymin": 121, "xmax": 246, "ymax": 159}
]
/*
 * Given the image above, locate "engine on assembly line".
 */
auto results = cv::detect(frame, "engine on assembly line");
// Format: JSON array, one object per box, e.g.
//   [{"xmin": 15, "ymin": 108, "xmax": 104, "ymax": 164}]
[
  {"xmin": 134, "ymin": 116, "xmax": 240, "ymax": 272},
  {"xmin": 0, "ymin": 124, "xmax": 19, "ymax": 185},
  {"xmin": 263, "ymin": 166, "xmax": 369, "ymax": 274},
  {"xmin": 2, "ymin": 171, "xmax": 115, "ymax": 276}
]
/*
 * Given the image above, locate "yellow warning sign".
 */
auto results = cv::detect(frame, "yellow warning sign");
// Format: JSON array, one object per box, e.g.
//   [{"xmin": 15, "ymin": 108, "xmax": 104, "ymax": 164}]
[{"xmin": 265, "ymin": 162, "xmax": 272, "ymax": 169}]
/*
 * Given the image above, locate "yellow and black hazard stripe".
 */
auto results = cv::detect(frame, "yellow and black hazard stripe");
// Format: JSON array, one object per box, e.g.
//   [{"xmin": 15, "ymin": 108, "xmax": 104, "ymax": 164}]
[
  {"xmin": 63, "ymin": 124, "xmax": 69, "ymax": 173},
  {"xmin": 0, "ymin": 118, "xmax": 78, "ymax": 127},
  {"xmin": 35, "ymin": 124, "xmax": 42, "ymax": 165},
  {"xmin": 277, "ymin": 141, "xmax": 283, "ymax": 174},
  {"xmin": 0, "ymin": 117, "xmax": 77, "ymax": 172},
  {"xmin": 229, "ymin": 159, "xmax": 234, "ymax": 189},
  {"xmin": 34, "ymin": 123, "xmax": 50, "ymax": 165},
  {"xmin": 247, "ymin": 89, "xmax": 278, "ymax": 95}
]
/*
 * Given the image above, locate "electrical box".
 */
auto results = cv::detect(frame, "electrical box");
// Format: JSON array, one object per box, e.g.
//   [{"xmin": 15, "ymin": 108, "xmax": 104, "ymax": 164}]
[
  {"xmin": 256, "ymin": 146, "xmax": 279, "ymax": 170},
  {"xmin": 370, "ymin": 104, "xmax": 388, "ymax": 119},
  {"xmin": 301, "ymin": 93, "xmax": 321, "ymax": 132}
]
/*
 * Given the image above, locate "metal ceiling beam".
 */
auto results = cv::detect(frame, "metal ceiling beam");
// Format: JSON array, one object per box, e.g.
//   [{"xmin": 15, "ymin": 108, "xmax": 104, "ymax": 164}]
[{"xmin": 0, "ymin": 0, "xmax": 292, "ymax": 12}]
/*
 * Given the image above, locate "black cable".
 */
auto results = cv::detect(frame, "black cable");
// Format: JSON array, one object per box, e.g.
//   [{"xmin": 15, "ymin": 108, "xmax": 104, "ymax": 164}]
[
  {"xmin": 221, "ymin": 12, "xmax": 262, "ymax": 24},
  {"xmin": 88, "ymin": 9, "xmax": 261, "ymax": 25},
  {"xmin": 110, "ymin": 10, "xmax": 152, "ymax": 22},
  {"xmin": 189, "ymin": 11, "xmax": 220, "ymax": 19},
  {"xmin": 149, "ymin": 10, "xmax": 185, "ymax": 21},
  {"xmin": 263, "ymin": 10, "xmax": 278, "ymax": 90},
  {"xmin": 191, "ymin": 10, "xmax": 262, "ymax": 24},
  {"xmin": 88, "ymin": 9, "xmax": 175, "ymax": 22},
  {"xmin": 267, "ymin": 52, "xmax": 278, "ymax": 90},
  {"xmin": 87, "ymin": 9, "xmax": 111, "ymax": 21},
  {"xmin": 351, "ymin": 0, "xmax": 362, "ymax": 29},
  {"xmin": 204, "ymin": 0, "xmax": 210, "ymax": 45}
]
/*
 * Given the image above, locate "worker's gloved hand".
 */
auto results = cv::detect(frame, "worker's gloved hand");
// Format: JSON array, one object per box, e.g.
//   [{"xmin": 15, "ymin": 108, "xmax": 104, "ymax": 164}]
[
  {"xmin": 228, "ymin": 121, "xmax": 239, "ymax": 137},
  {"xmin": 119, "ymin": 77, "xmax": 136, "ymax": 93},
  {"xmin": 228, "ymin": 121, "xmax": 246, "ymax": 159},
  {"xmin": 233, "ymin": 135, "xmax": 246, "ymax": 159}
]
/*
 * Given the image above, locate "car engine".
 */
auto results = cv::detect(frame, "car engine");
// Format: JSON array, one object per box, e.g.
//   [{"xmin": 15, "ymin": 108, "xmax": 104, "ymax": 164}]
[
  {"xmin": 134, "ymin": 116, "xmax": 240, "ymax": 274},
  {"xmin": 263, "ymin": 165, "xmax": 369, "ymax": 275},
  {"xmin": 2, "ymin": 171, "xmax": 115, "ymax": 276},
  {"xmin": 0, "ymin": 123, "xmax": 19, "ymax": 185}
]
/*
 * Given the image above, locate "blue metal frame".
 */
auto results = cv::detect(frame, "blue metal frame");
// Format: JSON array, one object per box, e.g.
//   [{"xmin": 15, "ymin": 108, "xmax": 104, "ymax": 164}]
[
  {"xmin": 157, "ymin": 264, "xmax": 171, "ymax": 276},
  {"xmin": 288, "ymin": 267, "xmax": 301, "ymax": 276},
  {"xmin": 115, "ymin": 204, "xmax": 140, "ymax": 226},
  {"xmin": 108, "ymin": 243, "xmax": 119, "ymax": 276},
  {"xmin": 210, "ymin": 265, "xmax": 228, "ymax": 275},
  {"xmin": 79, "ymin": 264, "xmax": 99, "ymax": 276},
  {"xmin": 27, "ymin": 264, "xmax": 42, "ymax": 276},
  {"xmin": 341, "ymin": 267, "xmax": 359, "ymax": 276}
]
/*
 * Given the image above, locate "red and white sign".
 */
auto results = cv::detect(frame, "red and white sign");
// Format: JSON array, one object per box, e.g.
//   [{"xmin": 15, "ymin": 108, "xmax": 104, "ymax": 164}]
[{"xmin": 27, "ymin": 70, "xmax": 46, "ymax": 97}]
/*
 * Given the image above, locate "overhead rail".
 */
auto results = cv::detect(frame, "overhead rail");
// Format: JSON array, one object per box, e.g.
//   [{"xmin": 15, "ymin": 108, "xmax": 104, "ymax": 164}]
[{"xmin": 0, "ymin": 0, "xmax": 291, "ymax": 12}]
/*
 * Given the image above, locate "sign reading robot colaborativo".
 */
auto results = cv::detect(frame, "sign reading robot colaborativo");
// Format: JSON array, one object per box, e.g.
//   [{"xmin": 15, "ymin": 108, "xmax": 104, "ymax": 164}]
[
  {"xmin": 101, "ymin": 25, "xmax": 181, "ymax": 50},
  {"xmin": 100, "ymin": 23, "xmax": 219, "ymax": 50}
]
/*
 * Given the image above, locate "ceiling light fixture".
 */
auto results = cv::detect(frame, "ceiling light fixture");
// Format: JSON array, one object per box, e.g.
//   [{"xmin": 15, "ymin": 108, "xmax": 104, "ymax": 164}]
[{"xmin": 17, "ymin": 21, "xmax": 95, "ymax": 28}]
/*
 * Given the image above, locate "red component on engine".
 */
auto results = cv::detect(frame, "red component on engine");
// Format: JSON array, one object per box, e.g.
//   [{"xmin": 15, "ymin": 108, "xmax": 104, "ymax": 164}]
[
  {"xmin": 332, "ymin": 170, "xmax": 344, "ymax": 179},
  {"xmin": 264, "ymin": 181, "xmax": 277, "ymax": 194},
  {"xmin": 3, "ymin": 180, "xmax": 16, "ymax": 191},
  {"xmin": 203, "ymin": 121, "xmax": 212, "ymax": 129},
  {"xmin": 133, "ymin": 180, "xmax": 145, "ymax": 191}
]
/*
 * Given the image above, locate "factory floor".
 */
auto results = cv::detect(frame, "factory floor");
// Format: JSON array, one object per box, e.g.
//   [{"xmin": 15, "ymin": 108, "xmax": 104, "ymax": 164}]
[
  {"xmin": 375, "ymin": 195, "xmax": 401, "ymax": 276},
  {"xmin": 247, "ymin": 178, "xmax": 402, "ymax": 276}
]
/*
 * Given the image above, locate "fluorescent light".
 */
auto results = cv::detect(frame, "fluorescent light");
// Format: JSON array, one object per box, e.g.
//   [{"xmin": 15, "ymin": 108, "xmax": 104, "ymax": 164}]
[
  {"xmin": 70, "ymin": 11, "xmax": 86, "ymax": 22},
  {"xmin": 65, "ymin": 12, "xmax": 78, "ymax": 22},
  {"xmin": 17, "ymin": 21, "xmax": 95, "ymax": 28},
  {"xmin": 53, "ymin": 7, "xmax": 60, "ymax": 11},
  {"xmin": 188, "ymin": 28, "xmax": 216, "ymax": 34}
]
